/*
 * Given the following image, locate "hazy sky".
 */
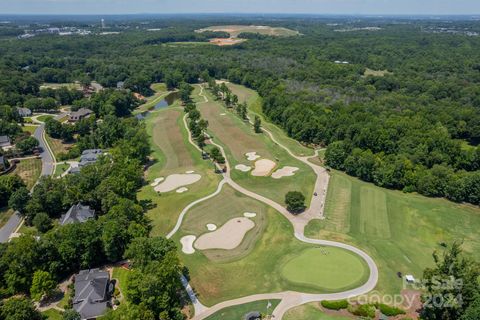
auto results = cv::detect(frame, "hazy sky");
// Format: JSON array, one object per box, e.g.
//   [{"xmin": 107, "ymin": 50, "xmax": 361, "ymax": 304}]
[{"xmin": 1, "ymin": 0, "xmax": 480, "ymax": 15}]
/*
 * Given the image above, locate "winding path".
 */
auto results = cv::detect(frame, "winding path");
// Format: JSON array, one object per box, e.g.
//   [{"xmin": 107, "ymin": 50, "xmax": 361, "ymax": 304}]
[{"xmin": 166, "ymin": 85, "xmax": 378, "ymax": 319}]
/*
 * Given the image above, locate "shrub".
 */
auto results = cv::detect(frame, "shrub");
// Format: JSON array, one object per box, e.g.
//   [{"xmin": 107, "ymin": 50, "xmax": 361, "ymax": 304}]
[
  {"xmin": 321, "ymin": 300, "xmax": 349, "ymax": 310},
  {"xmin": 350, "ymin": 303, "xmax": 376, "ymax": 318},
  {"xmin": 376, "ymin": 303, "xmax": 406, "ymax": 316}
]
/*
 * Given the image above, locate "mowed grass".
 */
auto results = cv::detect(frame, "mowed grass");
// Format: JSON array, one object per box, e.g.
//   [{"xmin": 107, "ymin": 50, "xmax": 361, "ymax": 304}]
[
  {"xmin": 138, "ymin": 107, "xmax": 221, "ymax": 236},
  {"xmin": 284, "ymin": 303, "xmax": 351, "ymax": 320},
  {"xmin": 197, "ymin": 25, "xmax": 299, "ymax": 38},
  {"xmin": 177, "ymin": 190, "xmax": 369, "ymax": 306},
  {"xmin": 197, "ymin": 88, "xmax": 315, "ymax": 206},
  {"xmin": 281, "ymin": 247, "xmax": 368, "ymax": 292},
  {"xmin": 8, "ymin": 158, "xmax": 42, "ymax": 189},
  {"xmin": 54, "ymin": 162, "xmax": 70, "ymax": 177},
  {"xmin": 22, "ymin": 125, "xmax": 39, "ymax": 135},
  {"xmin": 305, "ymin": 171, "xmax": 480, "ymax": 296},
  {"xmin": 112, "ymin": 267, "xmax": 130, "ymax": 301},
  {"xmin": 205, "ymin": 300, "xmax": 280, "ymax": 320},
  {"xmin": 42, "ymin": 309, "xmax": 63, "ymax": 320},
  {"xmin": 37, "ymin": 114, "xmax": 54, "ymax": 123}
]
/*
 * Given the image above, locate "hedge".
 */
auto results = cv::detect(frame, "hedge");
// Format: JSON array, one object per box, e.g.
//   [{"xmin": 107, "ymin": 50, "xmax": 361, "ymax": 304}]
[
  {"xmin": 376, "ymin": 303, "xmax": 406, "ymax": 316},
  {"xmin": 321, "ymin": 300, "xmax": 349, "ymax": 310}
]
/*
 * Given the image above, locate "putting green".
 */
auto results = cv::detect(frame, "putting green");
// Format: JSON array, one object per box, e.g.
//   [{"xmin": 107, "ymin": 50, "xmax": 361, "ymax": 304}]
[{"xmin": 281, "ymin": 247, "xmax": 369, "ymax": 291}]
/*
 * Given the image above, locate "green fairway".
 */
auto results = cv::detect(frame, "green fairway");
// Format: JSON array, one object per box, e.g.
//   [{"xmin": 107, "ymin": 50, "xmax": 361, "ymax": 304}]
[
  {"xmin": 138, "ymin": 106, "xmax": 221, "ymax": 236},
  {"xmin": 205, "ymin": 300, "xmax": 280, "ymax": 320},
  {"xmin": 197, "ymin": 87, "xmax": 316, "ymax": 206},
  {"xmin": 284, "ymin": 303, "xmax": 352, "ymax": 320},
  {"xmin": 281, "ymin": 247, "xmax": 368, "ymax": 291},
  {"xmin": 305, "ymin": 171, "xmax": 480, "ymax": 296},
  {"xmin": 178, "ymin": 189, "xmax": 370, "ymax": 306}
]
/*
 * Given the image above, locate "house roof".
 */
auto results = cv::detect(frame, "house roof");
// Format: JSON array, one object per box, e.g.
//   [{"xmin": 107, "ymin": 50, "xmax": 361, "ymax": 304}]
[
  {"xmin": 70, "ymin": 108, "xmax": 93, "ymax": 120},
  {"xmin": 60, "ymin": 203, "xmax": 95, "ymax": 225},
  {"xmin": 17, "ymin": 107, "xmax": 32, "ymax": 116},
  {"xmin": 0, "ymin": 136, "xmax": 11, "ymax": 145},
  {"xmin": 79, "ymin": 150, "xmax": 102, "ymax": 166},
  {"xmin": 73, "ymin": 269, "xmax": 110, "ymax": 319}
]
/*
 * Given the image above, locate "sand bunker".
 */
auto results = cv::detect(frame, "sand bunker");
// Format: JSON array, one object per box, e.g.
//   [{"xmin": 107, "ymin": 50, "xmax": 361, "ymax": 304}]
[
  {"xmin": 176, "ymin": 187, "xmax": 189, "ymax": 193},
  {"xmin": 181, "ymin": 235, "xmax": 196, "ymax": 254},
  {"xmin": 150, "ymin": 177, "xmax": 164, "ymax": 187},
  {"xmin": 245, "ymin": 152, "xmax": 260, "ymax": 161},
  {"xmin": 220, "ymin": 113, "xmax": 226, "ymax": 116},
  {"xmin": 154, "ymin": 173, "xmax": 201, "ymax": 193},
  {"xmin": 235, "ymin": 164, "xmax": 252, "ymax": 172},
  {"xmin": 206, "ymin": 223, "xmax": 217, "ymax": 231},
  {"xmin": 271, "ymin": 166, "xmax": 299, "ymax": 179},
  {"xmin": 195, "ymin": 217, "xmax": 255, "ymax": 250},
  {"xmin": 243, "ymin": 212, "xmax": 257, "ymax": 218},
  {"xmin": 252, "ymin": 159, "xmax": 276, "ymax": 177},
  {"xmin": 185, "ymin": 170, "xmax": 195, "ymax": 174}
]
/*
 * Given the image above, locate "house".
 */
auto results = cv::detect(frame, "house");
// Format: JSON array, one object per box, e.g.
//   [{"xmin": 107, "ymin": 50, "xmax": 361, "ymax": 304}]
[
  {"xmin": 69, "ymin": 108, "xmax": 93, "ymax": 122},
  {"xmin": 0, "ymin": 156, "xmax": 9, "ymax": 172},
  {"xmin": 80, "ymin": 149, "xmax": 102, "ymax": 166},
  {"xmin": 59, "ymin": 203, "xmax": 95, "ymax": 225},
  {"xmin": 116, "ymin": 81, "xmax": 125, "ymax": 89},
  {"xmin": 73, "ymin": 269, "xmax": 111, "ymax": 320},
  {"xmin": 17, "ymin": 107, "xmax": 32, "ymax": 117},
  {"xmin": 0, "ymin": 136, "xmax": 12, "ymax": 150}
]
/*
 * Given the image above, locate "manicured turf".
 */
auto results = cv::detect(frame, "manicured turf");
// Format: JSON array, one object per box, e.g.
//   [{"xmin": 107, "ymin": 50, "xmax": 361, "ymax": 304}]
[
  {"xmin": 178, "ymin": 197, "xmax": 369, "ymax": 306},
  {"xmin": 138, "ymin": 106, "xmax": 221, "ymax": 236},
  {"xmin": 37, "ymin": 114, "xmax": 54, "ymax": 123},
  {"xmin": 205, "ymin": 300, "xmax": 281, "ymax": 320},
  {"xmin": 284, "ymin": 303, "xmax": 351, "ymax": 320},
  {"xmin": 112, "ymin": 267, "xmax": 130, "ymax": 302},
  {"xmin": 197, "ymin": 25, "xmax": 299, "ymax": 37},
  {"xmin": 42, "ymin": 309, "xmax": 63, "ymax": 320},
  {"xmin": 197, "ymin": 87, "xmax": 315, "ymax": 206},
  {"xmin": 281, "ymin": 247, "xmax": 368, "ymax": 291},
  {"xmin": 22, "ymin": 125, "xmax": 39, "ymax": 135},
  {"xmin": 305, "ymin": 170, "xmax": 480, "ymax": 296},
  {"xmin": 8, "ymin": 158, "xmax": 42, "ymax": 189},
  {"xmin": 54, "ymin": 162, "xmax": 70, "ymax": 177}
]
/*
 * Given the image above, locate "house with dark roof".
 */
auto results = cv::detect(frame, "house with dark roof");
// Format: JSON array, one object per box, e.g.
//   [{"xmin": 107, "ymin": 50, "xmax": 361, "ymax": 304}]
[
  {"xmin": 17, "ymin": 107, "xmax": 32, "ymax": 117},
  {"xmin": 68, "ymin": 108, "xmax": 93, "ymax": 122},
  {"xmin": 60, "ymin": 203, "xmax": 95, "ymax": 225},
  {"xmin": 0, "ymin": 156, "xmax": 10, "ymax": 172},
  {"xmin": 0, "ymin": 136, "xmax": 12, "ymax": 150},
  {"xmin": 73, "ymin": 269, "xmax": 111, "ymax": 320}
]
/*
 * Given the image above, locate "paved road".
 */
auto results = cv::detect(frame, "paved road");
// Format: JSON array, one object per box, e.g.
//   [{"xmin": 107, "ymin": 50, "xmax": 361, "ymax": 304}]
[{"xmin": 165, "ymin": 85, "xmax": 379, "ymax": 319}]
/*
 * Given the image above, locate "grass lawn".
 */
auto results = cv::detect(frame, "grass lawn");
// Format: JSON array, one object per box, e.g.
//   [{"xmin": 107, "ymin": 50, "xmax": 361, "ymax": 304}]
[
  {"xmin": 138, "ymin": 107, "xmax": 221, "ymax": 236},
  {"xmin": 41, "ymin": 309, "xmax": 63, "ymax": 320},
  {"xmin": 40, "ymin": 82, "xmax": 81, "ymax": 90},
  {"xmin": 363, "ymin": 68, "xmax": 392, "ymax": 77},
  {"xmin": 0, "ymin": 207, "xmax": 14, "ymax": 229},
  {"xmin": 45, "ymin": 135, "xmax": 75, "ymax": 160},
  {"xmin": 305, "ymin": 170, "xmax": 480, "ymax": 296},
  {"xmin": 197, "ymin": 25, "xmax": 299, "ymax": 38},
  {"xmin": 205, "ymin": 300, "xmax": 281, "ymax": 320},
  {"xmin": 112, "ymin": 267, "xmax": 130, "ymax": 301},
  {"xmin": 37, "ymin": 114, "xmax": 54, "ymax": 123},
  {"xmin": 197, "ymin": 88, "xmax": 315, "ymax": 206},
  {"xmin": 284, "ymin": 302, "xmax": 352, "ymax": 320},
  {"xmin": 54, "ymin": 162, "xmax": 70, "ymax": 177},
  {"xmin": 22, "ymin": 125, "xmax": 39, "ymax": 135},
  {"xmin": 8, "ymin": 158, "xmax": 42, "ymax": 189},
  {"xmin": 177, "ymin": 188, "xmax": 369, "ymax": 306}
]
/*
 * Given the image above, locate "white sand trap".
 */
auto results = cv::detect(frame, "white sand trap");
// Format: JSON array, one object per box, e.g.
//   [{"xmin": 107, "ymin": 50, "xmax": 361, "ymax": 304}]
[
  {"xmin": 252, "ymin": 159, "xmax": 276, "ymax": 177},
  {"xmin": 271, "ymin": 166, "xmax": 299, "ymax": 179},
  {"xmin": 235, "ymin": 164, "xmax": 252, "ymax": 172},
  {"xmin": 243, "ymin": 212, "xmax": 257, "ymax": 218},
  {"xmin": 176, "ymin": 187, "xmax": 189, "ymax": 193},
  {"xmin": 206, "ymin": 223, "xmax": 217, "ymax": 231},
  {"xmin": 185, "ymin": 170, "xmax": 195, "ymax": 174},
  {"xmin": 195, "ymin": 217, "xmax": 255, "ymax": 250},
  {"xmin": 245, "ymin": 152, "xmax": 260, "ymax": 161},
  {"xmin": 154, "ymin": 173, "xmax": 201, "ymax": 193},
  {"xmin": 181, "ymin": 235, "xmax": 196, "ymax": 254},
  {"xmin": 220, "ymin": 113, "xmax": 227, "ymax": 116},
  {"xmin": 150, "ymin": 177, "xmax": 164, "ymax": 187}
]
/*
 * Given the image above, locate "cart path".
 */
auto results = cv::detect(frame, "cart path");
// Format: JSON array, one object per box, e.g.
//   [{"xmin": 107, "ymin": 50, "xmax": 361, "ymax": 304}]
[{"xmin": 165, "ymin": 84, "xmax": 378, "ymax": 319}]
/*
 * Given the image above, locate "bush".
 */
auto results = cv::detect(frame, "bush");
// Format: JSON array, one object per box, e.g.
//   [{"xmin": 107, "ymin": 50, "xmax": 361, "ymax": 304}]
[
  {"xmin": 349, "ymin": 303, "xmax": 376, "ymax": 318},
  {"xmin": 321, "ymin": 300, "xmax": 349, "ymax": 310},
  {"xmin": 285, "ymin": 191, "xmax": 306, "ymax": 213},
  {"xmin": 376, "ymin": 303, "xmax": 406, "ymax": 316}
]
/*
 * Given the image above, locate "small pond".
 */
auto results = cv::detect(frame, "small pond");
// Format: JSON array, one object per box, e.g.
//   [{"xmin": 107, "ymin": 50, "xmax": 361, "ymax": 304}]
[{"xmin": 153, "ymin": 91, "xmax": 179, "ymax": 110}]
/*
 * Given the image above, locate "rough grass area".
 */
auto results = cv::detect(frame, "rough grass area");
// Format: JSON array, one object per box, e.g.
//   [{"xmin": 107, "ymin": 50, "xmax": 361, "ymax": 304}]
[
  {"xmin": 54, "ymin": 162, "xmax": 70, "ymax": 177},
  {"xmin": 284, "ymin": 302, "xmax": 352, "ymax": 320},
  {"xmin": 41, "ymin": 309, "xmax": 63, "ymax": 320},
  {"xmin": 8, "ymin": 158, "xmax": 42, "ymax": 189},
  {"xmin": 37, "ymin": 114, "xmax": 54, "ymax": 123},
  {"xmin": 0, "ymin": 207, "xmax": 14, "ymax": 229},
  {"xmin": 363, "ymin": 68, "xmax": 392, "ymax": 77},
  {"xmin": 138, "ymin": 107, "xmax": 220, "ymax": 236},
  {"xmin": 305, "ymin": 171, "xmax": 480, "ymax": 296},
  {"xmin": 178, "ymin": 204, "xmax": 369, "ymax": 306},
  {"xmin": 40, "ymin": 82, "xmax": 81, "ymax": 90},
  {"xmin": 197, "ymin": 88, "xmax": 315, "ymax": 206},
  {"xmin": 281, "ymin": 247, "xmax": 368, "ymax": 291},
  {"xmin": 22, "ymin": 125, "xmax": 39, "ymax": 135},
  {"xmin": 205, "ymin": 300, "xmax": 281, "ymax": 320},
  {"xmin": 45, "ymin": 134, "xmax": 75, "ymax": 160},
  {"xmin": 196, "ymin": 25, "xmax": 299, "ymax": 38}
]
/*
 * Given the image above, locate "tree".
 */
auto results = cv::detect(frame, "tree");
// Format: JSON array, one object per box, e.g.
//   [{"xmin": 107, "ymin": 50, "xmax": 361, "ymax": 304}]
[
  {"xmin": 15, "ymin": 137, "xmax": 39, "ymax": 154},
  {"xmin": 8, "ymin": 187, "xmax": 30, "ymax": 213},
  {"xmin": 30, "ymin": 270, "xmax": 56, "ymax": 301},
  {"xmin": 124, "ymin": 237, "xmax": 177, "ymax": 269},
  {"xmin": 253, "ymin": 115, "xmax": 262, "ymax": 133},
  {"xmin": 209, "ymin": 147, "xmax": 225, "ymax": 164},
  {"xmin": 0, "ymin": 297, "xmax": 43, "ymax": 320},
  {"xmin": 285, "ymin": 191, "xmax": 306, "ymax": 213},
  {"xmin": 62, "ymin": 309, "xmax": 81, "ymax": 320},
  {"xmin": 32, "ymin": 212, "xmax": 53, "ymax": 233}
]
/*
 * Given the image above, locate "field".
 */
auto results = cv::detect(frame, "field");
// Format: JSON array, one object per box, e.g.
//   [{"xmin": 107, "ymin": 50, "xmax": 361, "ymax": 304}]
[
  {"xmin": 305, "ymin": 171, "xmax": 480, "ymax": 296},
  {"xmin": 205, "ymin": 300, "xmax": 280, "ymax": 320},
  {"xmin": 8, "ymin": 158, "xmax": 42, "ymax": 189},
  {"xmin": 22, "ymin": 125, "xmax": 39, "ymax": 135},
  {"xmin": 177, "ymin": 189, "xmax": 369, "ymax": 306},
  {"xmin": 137, "ymin": 106, "xmax": 221, "ymax": 236},
  {"xmin": 363, "ymin": 68, "xmax": 392, "ymax": 77},
  {"xmin": 196, "ymin": 25, "xmax": 300, "ymax": 38},
  {"xmin": 284, "ymin": 303, "xmax": 352, "ymax": 320},
  {"xmin": 45, "ymin": 135, "xmax": 75, "ymax": 160},
  {"xmin": 197, "ymin": 88, "xmax": 316, "ymax": 205},
  {"xmin": 40, "ymin": 82, "xmax": 82, "ymax": 90}
]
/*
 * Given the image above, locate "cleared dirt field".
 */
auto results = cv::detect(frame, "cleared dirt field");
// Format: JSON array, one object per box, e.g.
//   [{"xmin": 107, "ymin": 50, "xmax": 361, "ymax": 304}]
[
  {"xmin": 8, "ymin": 158, "xmax": 42, "ymax": 189},
  {"xmin": 209, "ymin": 38, "xmax": 246, "ymax": 46},
  {"xmin": 196, "ymin": 25, "xmax": 299, "ymax": 38}
]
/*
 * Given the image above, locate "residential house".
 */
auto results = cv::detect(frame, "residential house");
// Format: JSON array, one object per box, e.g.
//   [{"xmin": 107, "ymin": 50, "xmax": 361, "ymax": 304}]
[
  {"xmin": 17, "ymin": 107, "xmax": 32, "ymax": 117},
  {"xmin": 69, "ymin": 149, "xmax": 103, "ymax": 174},
  {"xmin": 0, "ymin": 136, "xmax": 12, "ymax": 151},
  {"xmin": 73, "ymin": 269, "xmax": 111, "ymax": 320},
  {"xmin": 116, "ymin": 81, "xmax": 125, "ymax": 89},
  {"xmin": 68, "ymin": 108, "xmax": 93, "ymax": 122},
  {"xmin": 0, "ymin": 156, "xmax": 9, "ymax": 172},
  {"xmin": 59, "ymin": 203, "xmax": 95, "ymax": 225}
]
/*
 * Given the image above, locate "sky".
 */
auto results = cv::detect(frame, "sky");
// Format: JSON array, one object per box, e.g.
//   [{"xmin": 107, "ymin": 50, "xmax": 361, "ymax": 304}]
[{"xmin": 1, "ymin": 0, "xmax": 480, "ymax": 15}]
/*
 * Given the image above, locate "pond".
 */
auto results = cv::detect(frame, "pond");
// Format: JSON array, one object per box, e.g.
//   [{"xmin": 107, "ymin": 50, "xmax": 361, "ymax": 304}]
[{"xmin": 153, "ymin": 91, "xmax": 179, "ymax": 110}]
